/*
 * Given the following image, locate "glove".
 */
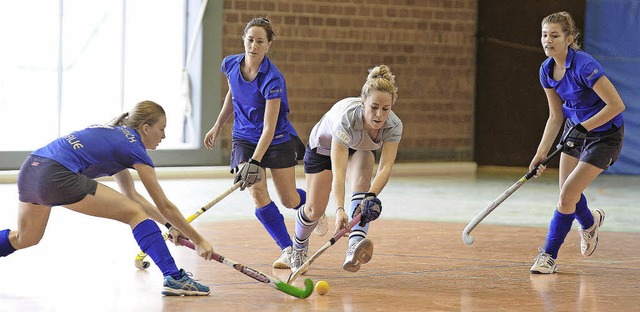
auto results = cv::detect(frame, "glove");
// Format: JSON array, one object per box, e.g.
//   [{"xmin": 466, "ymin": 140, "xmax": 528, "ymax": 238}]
[
  {"xmin": 353, "ymin": 193, "xmax": 382, "ymax": 226},
  {"xmin": 234, "ymin": 158, "xmax": 262, "ymax": 190},
  {"xmin": 559, "ymin": 123, "xmax": 588, "ymax": 150}
]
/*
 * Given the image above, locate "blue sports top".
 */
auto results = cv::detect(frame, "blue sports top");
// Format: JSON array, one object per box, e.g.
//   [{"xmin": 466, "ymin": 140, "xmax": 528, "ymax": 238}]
[
  {"xmin": 31, "ymin": 125, "xmax": 154, "ymax": 179},
  {"xmin": 539, "ymin": 48, "xmax": 623, "ymax": 132},
  {"xmin": 221, "ymin": 53, "xmax": 298, "ymax": 145}
]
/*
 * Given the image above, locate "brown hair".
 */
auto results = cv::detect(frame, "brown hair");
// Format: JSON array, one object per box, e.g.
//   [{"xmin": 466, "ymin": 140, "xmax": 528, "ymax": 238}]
[
  {"xmin": 361, "ymin": 65, "xmax": 398, "ymax": 104},
  {"xmin": 243, "ymin": 17, "xmax": 275, "ymax": 42},
  {"xmin": 108, "ymin": 100, "xmax": 166, "ymax": 129},
  {"xmin": 541, "ymin": 11, "xmax": 581, "ymax": 50}
]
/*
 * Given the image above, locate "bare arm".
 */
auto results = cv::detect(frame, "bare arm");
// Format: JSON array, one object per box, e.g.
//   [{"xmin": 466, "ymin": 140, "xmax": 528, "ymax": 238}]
[
  {"xmin": 330, "ymin": 140, "xmax": 350, "ymax": 211},
  {"xmin": 132, "ymin": 163, "xmax": 212, "ymax": 257},
  {"xmin": 113, "ymin": 169, "xmax": 167, "ymax": 224},
  {"xmin": 369, "ymin": 141, "xmax": 400, "ymax": 196},
  {"xmin": 250, "ymin": 98, "xmax": 280, "ymax": 162},
  {"xmin": 582, "ymin": 76, "xmax": 625, "ymax": 130},
  {"xmin": 204, "ymin": 89, "xmax": 234, "ymax": 149},
  {"xmin": 530, "ymin": 88, "xmax": 565, "ymax": 172}
]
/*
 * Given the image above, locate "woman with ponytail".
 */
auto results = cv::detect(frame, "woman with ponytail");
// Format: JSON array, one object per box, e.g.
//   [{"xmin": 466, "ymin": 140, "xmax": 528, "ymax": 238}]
[
  {"xmin": 289, "ymin": 65, "xmax": 403, "ymax": 275},
  {"xmin": 0, "ymin": 100, "xmax": 213, "ymax": 296}
]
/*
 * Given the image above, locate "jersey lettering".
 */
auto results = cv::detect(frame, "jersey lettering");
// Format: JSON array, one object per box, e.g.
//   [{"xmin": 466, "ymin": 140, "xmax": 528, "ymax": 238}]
[
  {"xmin": 118, "ymin": 127, "xmax": 137, "ymax": 143},
  {"xmin": 335, "ymin": 129, "xmax": 351, "ymax": 144},
  {"xmin": 64, "ymin": 134, "xmax": 84, "ymax": 150}
]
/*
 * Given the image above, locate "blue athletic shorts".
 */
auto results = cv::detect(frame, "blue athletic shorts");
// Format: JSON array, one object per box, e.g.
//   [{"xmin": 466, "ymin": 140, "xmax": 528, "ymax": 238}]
[
  {"xmin": 17, "ymin": 155, "xmax": 98, "ymax": 207},
  {"xmin": 230, "ymin": 135, "xmax": 304, "ymax": 170},
  {"xmin": 563, "ymin": 122, "xmax": 624, "ymax": 170}
]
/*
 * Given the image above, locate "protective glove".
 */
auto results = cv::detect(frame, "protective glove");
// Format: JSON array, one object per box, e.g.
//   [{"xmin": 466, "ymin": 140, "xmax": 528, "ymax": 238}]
[
  {"xmin": 559, "ymin": 123, "xmax": 588, "ymax": 150},
  {"xmin": 353, "ymin": 192, "xmax": 382, "ymax": 226},
  {"xmin": 234, "ymin": 158, "xmax": 262, "ymax": 190}
]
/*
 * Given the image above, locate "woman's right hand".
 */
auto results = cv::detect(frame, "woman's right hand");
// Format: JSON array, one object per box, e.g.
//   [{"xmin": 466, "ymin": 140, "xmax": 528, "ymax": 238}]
[
  {"xmin": 203, "ymin": 127, "xmax": 219, "ymax": 150},
  {"xmin": 334, "ymin": 209, "xmax": 350, "ymax": 237},
  {"xmin": 529, "ymin": 154, "xmax": 547, "ymax": 178}
]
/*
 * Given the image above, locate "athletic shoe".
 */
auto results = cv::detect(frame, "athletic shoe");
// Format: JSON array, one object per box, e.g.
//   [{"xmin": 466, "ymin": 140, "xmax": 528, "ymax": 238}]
[
  {"xmin": 530, "ymin": 251, "xmax": 558, "ymax": 274},
  {"xmin": 162, "ymin": 269, "xmax": 210, "ymax": 296},
  {"xmin": 314, "ymin": 213, "xmax": 328, "ymax": 236},
  {"xmin": 272, "ymin": 246, "xmax": 292, "ymax": 269},
  {"xmin": 579, "ymin": 209, "xmax": 605, "ymax": 257},
  {"xmin": 342, "ymin": 238, "xmax": 374, "ymax": 272},
  {"xmin": 290, "ymin": 243, "xmax": 309, "ymax": 275}
]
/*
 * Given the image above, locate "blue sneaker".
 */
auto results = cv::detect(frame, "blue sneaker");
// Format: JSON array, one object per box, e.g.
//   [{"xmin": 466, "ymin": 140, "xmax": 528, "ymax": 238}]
[{"xmin": 162, "ymin": 269, "xmax": 210, "ymax": 296}]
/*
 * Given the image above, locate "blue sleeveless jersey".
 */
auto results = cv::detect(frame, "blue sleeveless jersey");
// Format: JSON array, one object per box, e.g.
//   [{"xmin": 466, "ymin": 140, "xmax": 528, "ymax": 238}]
[
  {"xmin": 221, "ymin": 53, "xmax": 298, "ymax": 145},
  {"xmin": 540, "ymin": 48, "xmax": 623, "ymax": 132},
  {"xmin": 31, "ymin": 125, "xmax": 154, "ymax": 179}
]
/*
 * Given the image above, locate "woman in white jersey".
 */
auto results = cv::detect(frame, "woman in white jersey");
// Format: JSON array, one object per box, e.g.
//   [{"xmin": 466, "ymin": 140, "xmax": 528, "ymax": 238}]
[{"xmin": 289, "ymin": 65, "xmax": 403, "ymax": 274}]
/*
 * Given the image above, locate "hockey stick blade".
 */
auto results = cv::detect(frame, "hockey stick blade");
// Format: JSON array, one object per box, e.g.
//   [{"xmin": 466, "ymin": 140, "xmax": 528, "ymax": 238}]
[
  {"xmin": 462, "ymin": 147, "xmax": 562, "ymax": 245},
  {"xmin": 134, "ymin": 181, "xmax": 242, "ymax": 270},
  {"xmin": 287, "ymin": 213, "xmax": 363, "ymax": 284},
  {"xmin": 174, "ymin": 236, "xmax": 313, "ymax": 299}
]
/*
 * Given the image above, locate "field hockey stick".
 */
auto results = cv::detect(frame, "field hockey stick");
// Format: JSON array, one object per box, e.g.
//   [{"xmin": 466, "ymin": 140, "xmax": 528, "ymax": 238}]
[
  {"xmin": 173, "ymin": 236, "xmax": 314, "ymax": 299},
  {"xmin": 286, "ymin": 213, "xmax": 363, "ymax": 284},
  {"xmin": 134, "ymin": 181, "xmax": 242, "ymax": 269},
  {"xmin": 462, "ymin": 146, "xmax": 563, "ymax": 245}
]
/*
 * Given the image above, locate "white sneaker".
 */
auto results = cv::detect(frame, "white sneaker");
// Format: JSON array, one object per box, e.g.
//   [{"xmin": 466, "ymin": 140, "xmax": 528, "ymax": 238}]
[
  {"xmin": 272, "ymin": 247, "xmax": 292, "ymax": 269},
  {"xmin": 530, "ymin": 251, "xmax": 557, "ymax": 274},
  {"xmin": 314, "ymin": 213, "xmax": 328, "ymax": 236},
  {"xmin": 290, "ymin": 244, "xmax": 309, "ymax": 275},
  {"xmin": 342, "ymin": 238, "xmax": 374, "ymax": 272},
  {"xmin": 579, "ymin": 209, "xmax": 605, "ymax": 257}
]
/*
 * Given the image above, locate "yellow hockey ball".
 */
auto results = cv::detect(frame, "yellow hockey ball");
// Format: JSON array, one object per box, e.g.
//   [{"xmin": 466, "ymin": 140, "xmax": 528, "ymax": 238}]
[{"xmin": 315, "ymin": 280, "xmax": 330, "ymax": 295}]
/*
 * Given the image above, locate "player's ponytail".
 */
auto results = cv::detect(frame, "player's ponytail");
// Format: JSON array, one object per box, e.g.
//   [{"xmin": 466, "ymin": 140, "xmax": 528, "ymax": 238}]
[
  {"xmin": 107, "ymin": 112, "xmax": 129, "ymax": 127},
  {"xmin": 107, "ymin": 100, "xmax": 165, "ymax": 129}
]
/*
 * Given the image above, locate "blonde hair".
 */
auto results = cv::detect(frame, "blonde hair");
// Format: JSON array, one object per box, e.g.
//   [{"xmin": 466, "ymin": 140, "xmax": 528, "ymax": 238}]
[
  {"xmin": 361, "ymin": 65, "xmax": 398, "ymax": 104},
  {"xmin": 541, "ymin": 11, "xmax": 581, "ymax": 50},
  {"xmin": 108, "ymin": 100, "xmax": 166, "ymax": 129}
]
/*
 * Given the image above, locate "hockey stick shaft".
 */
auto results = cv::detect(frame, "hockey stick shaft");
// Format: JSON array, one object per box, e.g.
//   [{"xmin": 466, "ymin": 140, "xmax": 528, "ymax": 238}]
[
  {"xmin": 134, "ymin": 181, "xmax": 242, "ymax": 269},
  {"xmin": 286, "ymin": 213, "xmax": 363, "ymax": 284},
  {"xmin": 461, "ymin": 147, "xmax": 562, "ymax": 245},
  {"xmin": 174, "ymin": 236, "xmax": 314, "ymax": 299}
]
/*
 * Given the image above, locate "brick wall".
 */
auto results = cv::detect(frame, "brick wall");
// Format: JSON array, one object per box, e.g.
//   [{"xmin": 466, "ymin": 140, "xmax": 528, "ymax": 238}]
[{"xmin": 218, "ymin": 0, "xmax": 477, "ymax": 162}]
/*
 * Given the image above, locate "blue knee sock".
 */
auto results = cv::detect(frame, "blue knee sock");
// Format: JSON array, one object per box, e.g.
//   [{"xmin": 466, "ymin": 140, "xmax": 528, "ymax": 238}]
[
  {"xmin": 132, "ymin": 219, "xmax": 180, "ymax": 278},
  {"xmin": 255, "ymin": 202, "xmax": 293, "ymax": 250},
  {"xmin": 542, "ymin": 210, "xmax": 575, "ymax": 259},
  {"xmin": 294, "ymin": 188, "xmax": 306, "ymax": 210},
  {"xmin": 293, "ymin": 207, "xmax": 318, "ymax": 248},
  {"xmin": 574, "ymin": 194, "xmax": 594, "ymax": 230},
  {"xmin": 348, "ymin": 193, "xmax": 369, "ymax": 246},
  {"xmin": 0, "ymin": 229, "xmax": 16, "ymax": 257}
]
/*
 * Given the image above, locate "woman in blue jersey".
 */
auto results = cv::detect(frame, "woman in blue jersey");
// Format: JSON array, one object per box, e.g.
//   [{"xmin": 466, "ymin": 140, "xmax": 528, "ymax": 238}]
[
  {"xmin": 0, "ymin": 101, "xmax": 212, "ymax": 296},
  {"xmin": 529, "ymin": 12, "xmax": 625, "ymax": 274},
  {"xmin": 203, "ymin": 17, "xmax": 307, "ymax": 269},
  {"xmin": 289, "ymin": 65, "xmax": 402, "ymax": 275}
]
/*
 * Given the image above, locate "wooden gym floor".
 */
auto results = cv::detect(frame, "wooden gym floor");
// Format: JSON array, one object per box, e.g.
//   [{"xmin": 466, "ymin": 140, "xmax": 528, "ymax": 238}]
[{"xmin": 0, "ymin": 164, "xmax": 639, "ymax": 311}]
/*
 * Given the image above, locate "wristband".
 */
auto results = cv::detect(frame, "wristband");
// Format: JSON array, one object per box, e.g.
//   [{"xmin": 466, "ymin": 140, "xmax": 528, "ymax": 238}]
[
  {"xmin": 575, "ymin": 123, "xmax": 588, "ymax": 133},
  {"xmin": 248, "ymin": 158, "xmax": 260, "ymax": 165},
  {"xmin": 336, "ymin": 207, "xmax": 344, "ymax": 212}
]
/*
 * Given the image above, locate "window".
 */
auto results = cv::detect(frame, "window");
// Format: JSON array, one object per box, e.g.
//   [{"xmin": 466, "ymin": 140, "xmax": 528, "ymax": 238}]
[{"xmin": 0, "ymin": 0, "xmax": 194, "ymax": 151}]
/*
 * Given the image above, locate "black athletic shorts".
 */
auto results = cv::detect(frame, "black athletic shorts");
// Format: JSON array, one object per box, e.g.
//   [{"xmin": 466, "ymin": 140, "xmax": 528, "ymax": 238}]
[
  {"xmin": 17, "ymin": 155, "xmax": 98, "ymax": 207},
  {"xmin": 562, "ymin": 122, "xmax": 624, "ymax": 170},
  {"xmin": 303, "ymin": 145, "xmax": 371, "ymax": 174},
  {"xmin": 230, "ymin": 135, "xmax": 305, "ymax": 170}
]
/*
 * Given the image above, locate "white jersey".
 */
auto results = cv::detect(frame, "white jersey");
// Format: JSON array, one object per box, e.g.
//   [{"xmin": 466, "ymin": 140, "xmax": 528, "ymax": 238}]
[{"xmin": 308, "ymin": 97, "xmax": 403, "ymax": 156}]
